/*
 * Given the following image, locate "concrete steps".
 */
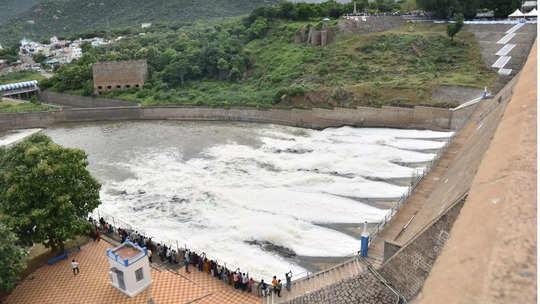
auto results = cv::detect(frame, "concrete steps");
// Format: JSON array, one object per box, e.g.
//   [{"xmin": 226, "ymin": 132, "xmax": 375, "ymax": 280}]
[{"xmin": 276, "ymin": 257, "xmax": 366, "ymax": 303}]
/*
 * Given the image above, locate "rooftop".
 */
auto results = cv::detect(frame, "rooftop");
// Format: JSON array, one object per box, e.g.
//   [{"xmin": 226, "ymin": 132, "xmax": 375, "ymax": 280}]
[{"xmin": 112, "ymin": 243, "xmax": 141, "ymax": 259}]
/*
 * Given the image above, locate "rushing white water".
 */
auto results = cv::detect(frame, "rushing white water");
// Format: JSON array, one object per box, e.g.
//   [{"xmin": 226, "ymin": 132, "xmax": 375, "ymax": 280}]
[{"xmin": 5, "ymin": 122, "xmax": 453, "ymax": 280}]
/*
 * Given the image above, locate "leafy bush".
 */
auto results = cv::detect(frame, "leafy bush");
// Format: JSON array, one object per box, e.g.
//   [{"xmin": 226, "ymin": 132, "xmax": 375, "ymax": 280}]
[{"xmin": 446, "ymin": 13, "xmax": 464, "ymax": 40}]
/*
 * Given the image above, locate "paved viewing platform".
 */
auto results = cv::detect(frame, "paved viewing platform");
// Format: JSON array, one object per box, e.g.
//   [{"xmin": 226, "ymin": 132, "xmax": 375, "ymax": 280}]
[{"xmin": 5, "ymin": 240, "xmax": 259, "ymax": 304}]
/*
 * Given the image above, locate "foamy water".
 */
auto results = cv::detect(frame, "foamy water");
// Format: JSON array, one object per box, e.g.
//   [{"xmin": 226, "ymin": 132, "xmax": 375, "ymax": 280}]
[{"xmin": 3, "ymin": 122, "xmax": 453, "ymax": 280}]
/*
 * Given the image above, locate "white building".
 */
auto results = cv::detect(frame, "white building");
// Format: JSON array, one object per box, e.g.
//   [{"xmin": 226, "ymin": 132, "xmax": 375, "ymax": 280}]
[
  {"xmin": 70, "ymin": 46, "xmax": 82, "ymax": 61},
  {"xmin": 106, "ymin": 241, "xmax": 153, "ymax": 298}
]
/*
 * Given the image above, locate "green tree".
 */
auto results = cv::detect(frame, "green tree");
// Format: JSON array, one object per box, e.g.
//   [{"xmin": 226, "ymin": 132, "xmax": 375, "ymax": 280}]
[
  {"xmin": 401, "ymin": 0, "xmax": 417, "ymax": 12},
  {"xmin": 32, "ymin": 53, "xmax": 46, "ymax": 64},
  {"xmin": 0, "ymin": 223, "xmax": 26, "ymax": 291},
  {"xmin": 0, "ymin": 134, "xmax": 101, "ymax": 251},
  {"xmin": 247, "ymin": 17, "xmax": 269, "ymax": 40},
  {"xmin": 481, "ymin": 0, "xmax": 521, "ymax": 18},
  {"xmin": 446, "ymin": 13, "xmax": 464, "ymax": 40}
]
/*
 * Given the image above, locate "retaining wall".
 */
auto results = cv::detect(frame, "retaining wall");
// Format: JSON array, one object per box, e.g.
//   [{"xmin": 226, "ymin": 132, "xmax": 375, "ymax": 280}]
[
  {"xmin": 378, "ymin": 197, "xmax": 466, "ymax": 300},
  {"xmin": 1, "ymin": 92, "xmax": 472, "ymax": 132},
  {"xmin": 39, "ymin": 91, "xmax": 139, "ymax": 108},
  {"xmin": 338, "ymin": 16, "xmax": 406, "ymax": 35},
  {"xmin": 283, "ymin": 269, "xmax": 397, "ymax": 304}
]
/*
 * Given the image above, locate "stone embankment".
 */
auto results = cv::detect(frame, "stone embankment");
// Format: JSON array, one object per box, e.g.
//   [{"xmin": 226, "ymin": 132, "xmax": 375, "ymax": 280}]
[{"xmin": 0, "ymin": 91, "xmax": 478, "ymax": 132}]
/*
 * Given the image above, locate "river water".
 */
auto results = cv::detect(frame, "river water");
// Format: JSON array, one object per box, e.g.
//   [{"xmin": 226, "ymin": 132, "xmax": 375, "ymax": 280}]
[{"xmin": 1, "ymin": 121, "xmax": 452, "ymax": 279}]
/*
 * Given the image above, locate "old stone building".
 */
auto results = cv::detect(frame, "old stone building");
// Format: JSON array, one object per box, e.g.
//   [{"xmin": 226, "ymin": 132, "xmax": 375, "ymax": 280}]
[{"xmin": 93, "ymin": 60, "xmax": 148, "ymax": 94}]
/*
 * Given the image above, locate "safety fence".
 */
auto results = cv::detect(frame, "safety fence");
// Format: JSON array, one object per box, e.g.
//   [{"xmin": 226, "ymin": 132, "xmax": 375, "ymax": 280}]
[
  {"xmin": 367, "ymin": 132, "xmax": 456, "ymax": 248},
  {"xmin": 90, "ymin": 210, "xmax": 270, "ymax": 298}
]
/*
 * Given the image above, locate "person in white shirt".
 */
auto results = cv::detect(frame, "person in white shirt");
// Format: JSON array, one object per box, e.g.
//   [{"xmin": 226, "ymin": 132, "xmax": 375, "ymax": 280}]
[{"xmin": 71, "ymin": 259, "xmax": 80, "ymax": 275}]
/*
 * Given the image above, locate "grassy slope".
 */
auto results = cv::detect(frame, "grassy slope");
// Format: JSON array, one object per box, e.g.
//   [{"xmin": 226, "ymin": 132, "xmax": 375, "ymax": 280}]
[
  {"xmin": 0, "ymin": 101, "xmax": 53, "ymax": 113},
  {"xmin": 0, "ymin": 0, "xmax": 278, "ymax": 45},
  {"xmin": 0, "ymin": 71, "xmax": 45, "ymax": 85},
  {"xmin": 108, "ymin": 22, "xmax": 496, "ymax": 109}
]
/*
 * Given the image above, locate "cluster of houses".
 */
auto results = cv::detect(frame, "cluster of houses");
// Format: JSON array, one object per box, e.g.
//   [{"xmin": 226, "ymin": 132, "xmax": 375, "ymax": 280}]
[{"xmin": 0, "ymin": 36, "xmax": 111, "ymax": 75}]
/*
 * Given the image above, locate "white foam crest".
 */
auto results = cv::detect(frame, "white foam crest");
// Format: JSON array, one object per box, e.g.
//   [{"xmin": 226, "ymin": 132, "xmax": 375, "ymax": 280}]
[
  {"xmin": 386, "ymin": 139, "xmax": 447, "ymax": 150},
  {"xmin": 203, "ymin": 142, "xmax": 425, "ymax": 179},
  {"xmin": 316, "ymin": 127, "xmax": 454, "ymax": 139}
]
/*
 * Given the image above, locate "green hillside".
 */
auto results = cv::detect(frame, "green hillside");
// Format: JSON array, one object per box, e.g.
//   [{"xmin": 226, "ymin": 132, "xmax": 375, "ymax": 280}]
[
  {"xmin": 39, "ymin": 2, "xmax": 497, "ymax": 109},
  {"xmin": 0, "ymin": 0, "xmax": 40, "ymax": 20},
  {"xmin": 0, "ymin": 0, "xmax": 278, "ymax": 45}
]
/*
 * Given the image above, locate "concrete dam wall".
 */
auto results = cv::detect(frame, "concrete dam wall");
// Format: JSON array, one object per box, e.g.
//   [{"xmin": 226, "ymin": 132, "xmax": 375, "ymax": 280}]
[
  {"xmin": 279, "ymin": 38, "xmax": 531, "ymax": 304},
  {"xmin": 1, "ymin": 91, "xmax": 477, "ymax": 132}
]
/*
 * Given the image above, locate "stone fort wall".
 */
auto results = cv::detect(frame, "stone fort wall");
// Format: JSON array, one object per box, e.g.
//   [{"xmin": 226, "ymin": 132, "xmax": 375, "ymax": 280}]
[{"xmin": 92, "ymin": 60, "xmax": 148, "ymax": 94}]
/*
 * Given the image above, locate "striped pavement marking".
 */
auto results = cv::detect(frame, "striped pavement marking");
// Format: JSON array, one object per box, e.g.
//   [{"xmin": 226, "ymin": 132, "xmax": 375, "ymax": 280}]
[
  {"xmin": 496, "ymin": 44, "xmax": 516, "ymax": 56},
  {"xmin": 497, "ymin": 33, "xmax": 516, "ymax": 44},
  {"xmin": 492, "ymin": 56, "xmax": 511, "ymax": 69},
  {"xmin": 505, "ymin": 23, "xmax": 524, "ymax": 34},
  {"xmin": 498, "ymin": 68, "xmax": 513, "ymax": 76}
]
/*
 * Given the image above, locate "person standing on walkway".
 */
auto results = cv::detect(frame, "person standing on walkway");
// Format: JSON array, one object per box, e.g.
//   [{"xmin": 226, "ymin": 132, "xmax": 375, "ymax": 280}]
[
  {"xmin": 242, "ymin": 273, "xmax": 248, "ymax": 291},
  {"xmin": 285, "ymin": 271, "xmax": 292, "ymax": 292},
  {"xmin": 184, "ymin": 256, "xmax": 190, "ymax": 273},
  {"xmin": 72, "ymin": 259, "xmax": 80, "ymax": 275},
  {"xmin": 272, "ymin": 276, "xmax": 278, "ymax": 293},
  {"xmin": 93, "ymin": 228, "xmax": 101, "ymax": 242},
  {"xmin": 276, "ymin": 280, "xmax": 283, "ymax": 297},
  {"xmin": 248, "ymin": 277, "xmax": 253, "ymax": 293},
  {"xmin": 260, "ymin": 279, "xmax": 268, "ymax": 296}
]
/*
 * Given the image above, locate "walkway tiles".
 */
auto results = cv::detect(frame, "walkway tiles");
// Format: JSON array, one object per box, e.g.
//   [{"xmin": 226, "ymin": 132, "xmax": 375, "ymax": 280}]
[{"xmin": 5, "ymin": 240, "xmax": 259, "ymax": 304}]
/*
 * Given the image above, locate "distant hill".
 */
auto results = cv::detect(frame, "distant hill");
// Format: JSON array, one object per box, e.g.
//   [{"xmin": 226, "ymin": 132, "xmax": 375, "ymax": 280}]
[
  {"xmin": 0, "ymin": 0, "xmax": 278, "ymax": 45},
  {"xmin": 0, "ymin": 0, "xmax": 41, "ymax": 19}
]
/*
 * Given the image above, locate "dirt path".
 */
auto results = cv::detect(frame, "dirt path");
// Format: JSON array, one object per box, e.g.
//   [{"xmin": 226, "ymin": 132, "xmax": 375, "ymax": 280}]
[{"xmin": 416, "ymin": 40, "xmax": 537, "ymax": 304}]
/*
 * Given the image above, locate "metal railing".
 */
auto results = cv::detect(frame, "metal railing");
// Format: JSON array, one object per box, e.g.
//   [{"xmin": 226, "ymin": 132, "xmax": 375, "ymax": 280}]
[
  {"xmin": 367, "ymin": 132, "xmax": 457, "ymax": 248},
  {"xmin": 91, "ymin": 210, "xmax": 254, "ymax": 293}
]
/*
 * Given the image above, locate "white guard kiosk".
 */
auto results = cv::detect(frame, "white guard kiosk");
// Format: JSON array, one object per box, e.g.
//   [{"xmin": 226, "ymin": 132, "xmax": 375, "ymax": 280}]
[{"xmin": 107, "ymin": 240, "xmax": 153, "ymax": 297}]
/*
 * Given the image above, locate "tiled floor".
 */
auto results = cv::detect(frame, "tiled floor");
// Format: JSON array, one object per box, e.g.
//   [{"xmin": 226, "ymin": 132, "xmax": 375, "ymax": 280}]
[{"xmin": 5, "ymin": 240, "xmax": 259, "ymax": 304}]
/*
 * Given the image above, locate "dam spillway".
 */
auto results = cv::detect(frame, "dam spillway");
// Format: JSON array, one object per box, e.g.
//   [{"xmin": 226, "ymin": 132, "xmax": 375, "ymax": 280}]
[{"xmin": 1, "ymin": 121, "xmax": 452, "ymax": 279}]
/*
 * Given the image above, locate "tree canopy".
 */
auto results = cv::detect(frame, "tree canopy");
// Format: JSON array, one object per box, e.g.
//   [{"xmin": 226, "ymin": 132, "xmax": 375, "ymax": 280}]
[
  {"xmin": 0, "ymin": 222, "xmax": 26, "ymax": 291},
  {"xmin": 416, "ymin": 0, "xmax": 521, "ymax": 18},
  {"xmin": 0, "ymin": 133, "xmax": 101, "ymax": 250}
]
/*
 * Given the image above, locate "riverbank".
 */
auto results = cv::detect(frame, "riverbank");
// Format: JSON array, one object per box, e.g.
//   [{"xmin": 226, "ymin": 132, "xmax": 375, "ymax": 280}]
[{"xmin": 0, "ymin": 98, "xmax": 479, "ymax": 132}]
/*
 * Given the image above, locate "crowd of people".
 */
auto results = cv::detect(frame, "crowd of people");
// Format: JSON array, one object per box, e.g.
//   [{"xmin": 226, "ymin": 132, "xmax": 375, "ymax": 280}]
[{"xmin": 89, "ymin": 216, "xmax": 294, "ymax": 297}]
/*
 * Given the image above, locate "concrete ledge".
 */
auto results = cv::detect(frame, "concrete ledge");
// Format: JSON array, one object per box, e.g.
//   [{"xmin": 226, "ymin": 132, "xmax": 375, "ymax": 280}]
[{"xmin": 0, "ymin": 92, "xmax": 474, "ymax": 132}]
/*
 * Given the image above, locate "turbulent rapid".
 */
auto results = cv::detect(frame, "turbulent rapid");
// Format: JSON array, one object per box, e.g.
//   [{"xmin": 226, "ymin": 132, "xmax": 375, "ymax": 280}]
[{"xmin": 1, "ymin": 121, "xmax": 452, "ymax": 279}]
